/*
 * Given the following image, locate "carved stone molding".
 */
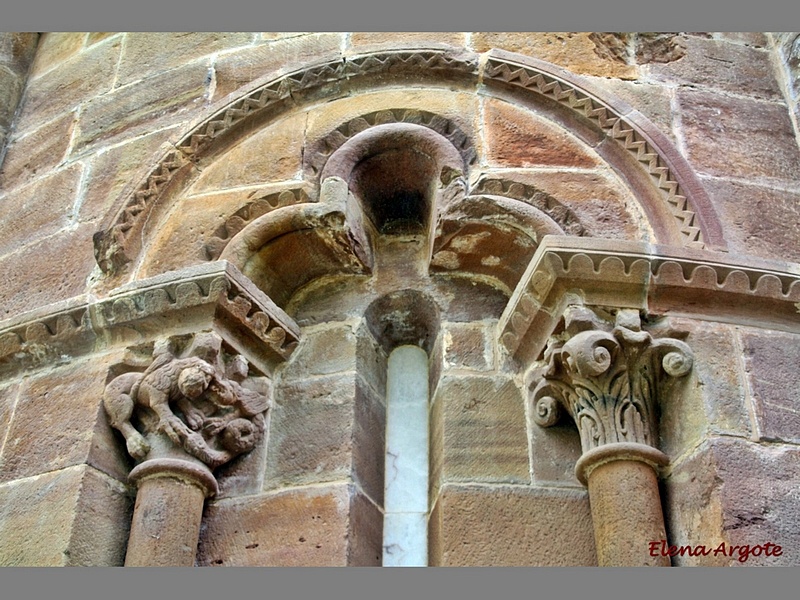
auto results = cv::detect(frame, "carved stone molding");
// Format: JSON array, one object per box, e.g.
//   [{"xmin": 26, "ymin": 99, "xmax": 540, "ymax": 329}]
[
  {"xmin": 531, "ymin": 307, "xmax": 692, "ymax": 468},
  {"xmin": 103, "ymin": 331, "xmax": 270, "ymax": 479},
  {"xmin": 304, "ymin": 108, "xmax": 477, "ymax": 178},
  {"xmin": 93, "ymin": 47, "xmax": 723, "ymax": 277},
  {"xmin": 499, "ymin": 236, "xmax": 800, "ymax": 366},
  {"xmin": 0, "ymin": 261, "xmax": 300, "ymax": 378},
  {"xmin": 203, "ymin": 187, "xmax": 312, "ymax": 261},
  {"xmin": 483, "ymin": 49, "xmax": 723, "ymax": 251}
]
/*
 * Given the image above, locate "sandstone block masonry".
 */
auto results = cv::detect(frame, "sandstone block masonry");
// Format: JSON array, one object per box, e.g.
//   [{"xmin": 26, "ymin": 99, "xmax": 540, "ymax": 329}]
[{"xmin": 0, "ymin": 33, "xmax": 798, "ymax": 566}]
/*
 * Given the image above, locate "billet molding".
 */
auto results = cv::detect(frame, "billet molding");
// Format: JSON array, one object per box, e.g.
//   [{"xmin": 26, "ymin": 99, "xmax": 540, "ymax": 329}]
[
  {"xmin": 0, "ymin": 262, "xmax": 300, "ymax": 378},
  {"xmin": 203, "ymin": 187, "xmax": 312, "ymax": 261},
  {"xmin": 470, "ymin": 176, "xmax": 587, "ymax": 237},
  {"xmin": 499, "ymin": 236, "xmax": 800, "ymax": 365},
  {"xmin": 93, "ymin": 47, "xmax": 723, "ymax": 277},
  {"xmin": 305, "ymin": 108, "xmax": 477, "ymax": 178}
]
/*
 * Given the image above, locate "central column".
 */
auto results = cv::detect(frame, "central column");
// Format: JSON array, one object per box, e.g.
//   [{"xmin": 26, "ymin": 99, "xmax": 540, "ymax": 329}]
[{"xmin": 383, "ymin": 345, "xmax": 430, "ymax": 567}]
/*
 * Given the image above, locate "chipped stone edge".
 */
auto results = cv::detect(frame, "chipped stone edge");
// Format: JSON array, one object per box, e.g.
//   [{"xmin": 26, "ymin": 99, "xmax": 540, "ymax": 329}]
[
  {"xmin": 0, "ymin": 261, "xmax": 301, "ymax": 378},
  {"xmin": 499, "ymin": 236, "xmax": 800, "ymax": 364}
]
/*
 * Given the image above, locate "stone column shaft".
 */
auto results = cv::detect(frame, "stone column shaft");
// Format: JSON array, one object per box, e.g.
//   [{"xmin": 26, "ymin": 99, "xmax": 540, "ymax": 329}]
[{"xmin": 532, "ymin": 307, "xmax": 693, "ymax": 567}]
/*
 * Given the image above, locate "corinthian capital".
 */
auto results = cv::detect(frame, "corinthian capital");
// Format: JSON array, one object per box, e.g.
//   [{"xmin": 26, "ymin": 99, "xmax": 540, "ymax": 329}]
[{"xmin": 531, "ymin": 307, "xmax": 693, "ymax": 454}]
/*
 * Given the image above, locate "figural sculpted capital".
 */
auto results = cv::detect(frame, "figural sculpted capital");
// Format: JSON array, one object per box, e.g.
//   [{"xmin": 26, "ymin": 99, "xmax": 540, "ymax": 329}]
[{"xmin": 103, "ymin": 332, "xmax": 270, "ymax": 475}]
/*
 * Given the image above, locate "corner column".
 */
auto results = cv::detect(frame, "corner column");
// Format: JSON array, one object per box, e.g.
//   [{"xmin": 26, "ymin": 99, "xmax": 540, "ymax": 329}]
[{"xmin": 532, "ymin": 307, "xmax": 693, "ymax": 566}]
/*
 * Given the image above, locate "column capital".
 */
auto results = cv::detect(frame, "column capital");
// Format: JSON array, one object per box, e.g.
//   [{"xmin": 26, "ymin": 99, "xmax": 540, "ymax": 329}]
[{"xmin": 531, "ymin": 306, "xmax": 693, "ymax": 460}]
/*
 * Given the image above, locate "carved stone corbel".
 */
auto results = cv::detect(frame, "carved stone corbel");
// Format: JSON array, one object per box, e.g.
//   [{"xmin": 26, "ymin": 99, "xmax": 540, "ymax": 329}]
[
  {"xmin": 531, "ymin": 306, "xmax": 693, "ymax": 566},
  {"xmin": 104, "ymin": 331, "xmax": 271, "ymax": 566}
]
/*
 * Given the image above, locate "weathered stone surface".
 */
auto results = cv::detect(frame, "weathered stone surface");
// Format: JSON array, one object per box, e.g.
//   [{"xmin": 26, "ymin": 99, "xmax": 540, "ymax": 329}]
[
  {"xmin": 28, "ymin": 33, "xmax": 86, "ymax": 78},
  {"xmin": 663, "ymin": 442, "xmax": 730, "ymax": 566},
  {"xmin": 0, "ymin": 223, "xmax": 96, "ymax": 319},
  {"xmin": 431, "ymin": 484, "xmax": 596, "ymax": 566},
  {"xmin": 442, "ymin": 323, "xmax": 493, "ymax": 372},
  {"xmin": 197, "ymin": 483, "xmax": 351, "ymax": 566},
  {"xmin": 529, "ymin": 420, "xmax": 582, "ymax": 485},
  {"xmin": 702, "ymin": 177, "xmax": 800, "ymax": 263},
  {"xmin": 189, "ymin": 112, "xmax": 305, "ymax": 194},
  {"xmin": 281, "ymin": 323, "xmax": 358, "ymax": 380},
  {"xmin": 16, "ymin": 38, "xmax": 121, "ymax": 133},
  {"xmin": 213, "ymin": 33, "xmax": 344, "ymax": 100},
  {"xmin": 589, "ymin": 78, "xmax": 675, "ymax": 142},
  {"xmin": 433, "ymin": 375, "xmax": 528, "ymax": 484},
  {"xmin": 0, "ymin": 164, "xmax": 82, "ymax": 257},
  {"xmin": 79, "ymin": 128, "xmax": 180, "ymax": 224},
  {"xmin": 86, "ymin": 33, "xmax": 117, "ymax": 46},
  {"xmin": 741, "ymin": 329, "xmax": 800, "ymax": 443},
  {"xmin": 349, "ymin": 32, "xmax": 466, "ymax": 51},
  {"xmin": 0, "ymin": 465, "xmax": 130, "ymax": 566},
  {"xmin": 0, "ymin": 355, "xmax": 131, "ymax": 483},
  {"xmin": 0, "ymin": 467, "xmax": 82, "ymax": 565},
  {"xmin": 0, "ymin": 382, "xmax": 19, "ymax": 452},
  {"xmin": 352, "ymin": 376, "xmax": 385, "ymax": 506},
  {"xmin": 64, "ymin": 466, "xmax": 132, "ymax": 566},
  {"xmin": 646, "ymin": 36, "xmax": 781, "ymax": 101},
  {"xmin": 0, "ymin": 111, "xmax": 76, "ymax": 190},
  {"xmin": 635, "ymin": 33, "xmax": 687, "ymax": 64},
  {"xmin": 138, "ymin": 188, "xmax": 262, "ymax": 277},
  {"xmin": 484, "ymin": 169, "xmax": 642, "ymax": 241},
  {"xmin": 75, "ymin": 62, "xmax": 210, "ymax": 154},
  {"xmin": 0, "ymin": 33, "xmax": 39, "ymax": 75},
  {"xmin": 472, "ymin": 32, "xmax": 638, "ymax": 79},
  {"xmin": 0, "ymin": 66, "xmax": 23, "ymax": 130},
  {"xmin": 665, "ymin": 438, "xmax": 800, "ymax": 566},
  {"xmin": 264, "ymin": 373, "xmax": 356, "ymax": 489},
  {"xmin": 116, "ymin": 33, "xmax": 254, "ymax": 87},
  {"xmin": 677, "ymin": 89, "xmax": 800, "ymax": 182},
  {"xmin": 348, "ymin": 488, "xmax": 382, "ymax": 566},
  {"xmin": 715, "ymin": 33, "xmax": 767, "ymax": 48},
  {"xmin": 483, "ymin": 98, "xmax": 601, "ymax": 169},
  {"xmin": 658, "ymin": 319, "xmax": 750, "ymax": 457}
]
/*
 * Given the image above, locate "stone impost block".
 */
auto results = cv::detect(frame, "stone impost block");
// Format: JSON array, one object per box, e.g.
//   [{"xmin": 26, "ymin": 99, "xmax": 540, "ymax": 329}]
[
  {"xmin": 432, "ymin": 375, "xmax": 529, "ymax": 484},
  {"xmin": 0, "ymin": 465, "xmax": 131, "ymax": 566},
  {"xmin": 430, "ymin": 484, "xmax": 597, "ymax": 566},
  {"xmin": 677, "ymin": 88, "xmax": 800, "ymax": 182},
  {"xmin": 197, "ymin": 483, "xmax": 352, "ymax": 566}
]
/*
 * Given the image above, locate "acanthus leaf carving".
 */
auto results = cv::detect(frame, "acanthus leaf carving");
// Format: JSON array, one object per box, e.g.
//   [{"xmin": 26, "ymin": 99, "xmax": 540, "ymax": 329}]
[{"xmin": 531, "ymin": 307, "xmax": 693, "ymax": 453}]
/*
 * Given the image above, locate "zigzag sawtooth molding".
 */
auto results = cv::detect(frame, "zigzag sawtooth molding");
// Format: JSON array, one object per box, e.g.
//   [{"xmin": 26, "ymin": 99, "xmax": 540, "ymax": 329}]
[
  {"xmin": 94, "ymin": 50, "xmax": 478, "ymax": 275},
  {"xmin": 499, "ymin": 236, "xmax": 800, "ymax": 365},
  {"xmin": 0, "ymin": 262, "xmax": 300, "ymax": 378},
  {"xmin": 483, "ymin": 50, "xmax": 715, "ymax": 250},
  {"xmin": 94, "ymin": 47, "xmax": 722, "ymax": 276}
]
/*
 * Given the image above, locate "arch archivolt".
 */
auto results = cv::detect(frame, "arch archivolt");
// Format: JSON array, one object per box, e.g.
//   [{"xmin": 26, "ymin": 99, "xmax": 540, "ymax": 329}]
[{"xmin": 92, "ymin": 47, "xmax": 725, "ymax": 310}]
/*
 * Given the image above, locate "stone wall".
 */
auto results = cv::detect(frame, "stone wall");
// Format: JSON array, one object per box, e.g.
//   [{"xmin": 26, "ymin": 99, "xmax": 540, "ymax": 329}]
[{"xmin": 0, "ymin": 32, "xmax": 798, "ymax": 566}]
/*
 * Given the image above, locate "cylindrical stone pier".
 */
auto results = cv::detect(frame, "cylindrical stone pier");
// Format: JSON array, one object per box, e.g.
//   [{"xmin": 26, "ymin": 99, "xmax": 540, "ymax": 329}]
[
  {"xmin": 124, "ymin": 458, "xmax": 218, "ymax": 567},
  {"xmin": 576, "ymin": 443, "xmax": 670, "ymax": 567}
]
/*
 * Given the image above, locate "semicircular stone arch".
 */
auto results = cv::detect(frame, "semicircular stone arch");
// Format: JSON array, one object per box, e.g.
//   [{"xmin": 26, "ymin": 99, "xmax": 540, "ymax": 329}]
[{"xmin": 91, "ymin": 47, "xmax": 726, "ymax": 309}]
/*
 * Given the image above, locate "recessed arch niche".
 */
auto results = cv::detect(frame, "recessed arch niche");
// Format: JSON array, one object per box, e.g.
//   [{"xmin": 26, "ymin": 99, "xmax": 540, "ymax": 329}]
[{"xmin": 90, "ymin": 46, "xmax": 727, "ymax": 566}]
